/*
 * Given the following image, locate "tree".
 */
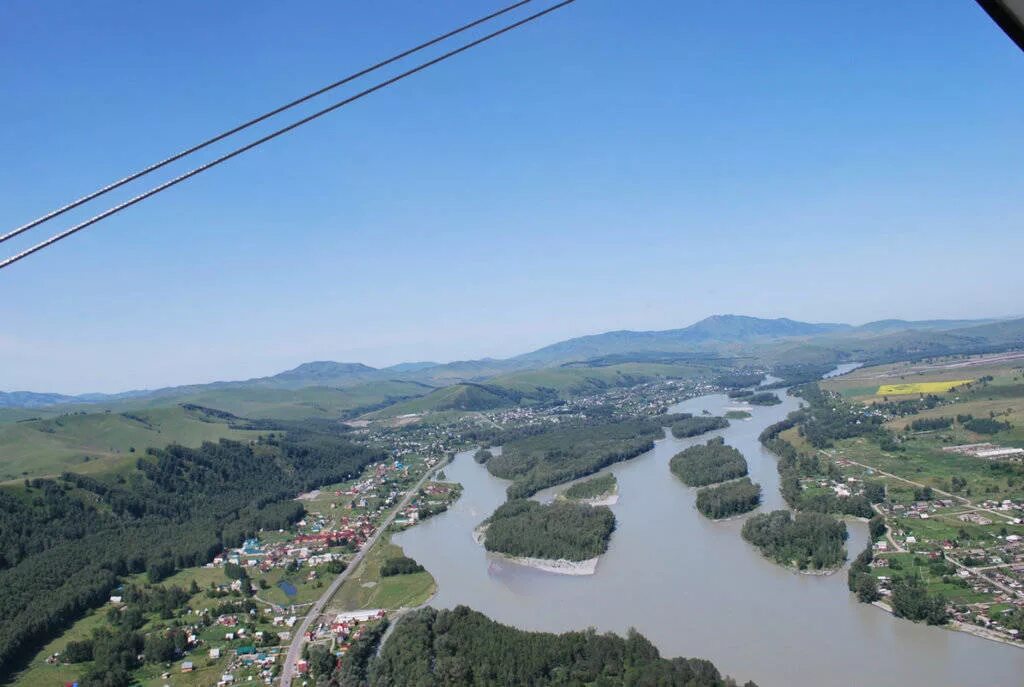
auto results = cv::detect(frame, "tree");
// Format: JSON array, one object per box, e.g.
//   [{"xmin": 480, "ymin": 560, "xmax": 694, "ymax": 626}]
[
  {"xmin": 308, "ymin": 644, "xmax": 336, "ymax": 678},
  {"xmin": 856, "ymin": 575, "xmax": 880, "ymax": 603}
]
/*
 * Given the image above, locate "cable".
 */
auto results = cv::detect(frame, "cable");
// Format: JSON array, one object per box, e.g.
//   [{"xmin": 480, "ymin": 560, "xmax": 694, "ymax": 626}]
[
  {"xmin": 0, "ymin": 0, "xmax": 535, "ymax": 247},
  {"xmin": 0, "ymin": 0, "xmax": 576, "ymax": 271}
]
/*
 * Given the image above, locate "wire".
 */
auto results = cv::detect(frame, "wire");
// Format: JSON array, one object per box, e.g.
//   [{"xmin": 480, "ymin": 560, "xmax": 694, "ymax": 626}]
[
  {"xmin": 0, "ymin": 0, "xmax": 535, "ymax": 247},
  {"xmin": 0, "ymin": 0, "xmax": 576, "ymax": 271}
]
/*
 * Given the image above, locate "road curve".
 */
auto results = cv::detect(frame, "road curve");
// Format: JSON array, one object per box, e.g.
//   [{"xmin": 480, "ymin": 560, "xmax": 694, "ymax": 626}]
[{"xmin": 278, "ymin": 463, "xmax": 438, "ymax": 685}]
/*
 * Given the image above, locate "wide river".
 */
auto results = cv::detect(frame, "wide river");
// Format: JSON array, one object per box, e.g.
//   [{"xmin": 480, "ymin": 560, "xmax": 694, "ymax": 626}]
[{"xmin": 394, "ymin": 369, "xmax": 1024, "ymax": 686}]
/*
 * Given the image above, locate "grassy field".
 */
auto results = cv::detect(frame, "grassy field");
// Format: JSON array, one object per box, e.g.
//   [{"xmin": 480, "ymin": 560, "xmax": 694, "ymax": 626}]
[
  {"xmin": 871, "ymin": 552, "xmax": 992, "ymax": 605},
  {"xmin": 0, "ymin": 405, "xmax": 265, "ymax": 481},
  {"xmin": 833, "ymin": 437, "xmax": 1024, "ymax": 503},
  {"xmin": 9, "ymin": 610, "xmax": 108, "ymax": 687},
  {"xmin": 823, "ymin": 353, "xmax": 1024, "ymax": 403},
  {"xmin": 328, "ymin": 535, "xmax": 435, "ymax": 612}
]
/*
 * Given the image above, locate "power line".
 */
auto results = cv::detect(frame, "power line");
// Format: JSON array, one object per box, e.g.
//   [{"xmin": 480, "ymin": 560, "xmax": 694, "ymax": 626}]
[
  {"xmin": 0, "ymin": 0, "xmax": 535, "ymax": 247},
  {"xmin": 1, "ymin": 0, "xmax": 576, "ymax": 272}
]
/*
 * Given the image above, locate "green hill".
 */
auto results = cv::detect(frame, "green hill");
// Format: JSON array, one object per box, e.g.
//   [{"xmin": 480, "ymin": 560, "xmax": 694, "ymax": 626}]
[{"xmin": 0, "ymin": 405, "xmax": 265, "ymax": 482}]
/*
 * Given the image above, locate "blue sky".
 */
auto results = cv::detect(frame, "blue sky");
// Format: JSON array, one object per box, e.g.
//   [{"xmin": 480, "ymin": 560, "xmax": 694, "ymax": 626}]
[{"xmin": 1, "ymin": 1, "xmax": 1022, "ymax": 393}]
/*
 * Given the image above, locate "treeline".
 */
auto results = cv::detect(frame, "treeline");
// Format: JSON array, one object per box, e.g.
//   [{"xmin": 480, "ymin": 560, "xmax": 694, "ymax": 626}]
[
  {"xmin": 0, "ymin": 430, "xmax": 383, "ymax": 679},
  {"xmin": 474, "ymin": 448, "xmax": 493, "ymax": 464},
  {"xmin": 791, "ymin": 384, "xmax": 885, "ymax": 449},
  {"xmin": 671, "ymin": 415, "xmax": 729, "ymax": 438},
  {"xmin": 741, "ymin": 510, "xmax": 848, "ymax": 571},
  {"xmin": 669, "ymin": 438, "xmax": 748, "ymax": 487},
  {"xmin": 891, "ymin": 575, "xmax": 949, "ymax": 625},
  {"xmin": 847, "ymin": 519, "xmax": 886, "ymax": 604},
  {"xmin": 483, "ymin": 500, "xmax": 615, "ymax": 561},
  {"xmin": 907, "ymin": 417, "xmax": 952, "ymax": 431},
  {"xmin": 746, "ymin": 392, "xmax": 781, "ymax": 406},
  {"xmin": 380, "ymin": 556, "xmax": 425, "ymax": 577},
  {"xmin": 760, "ymin": 412, "xmax": 873, "ymax": 519},
  {"xmin": 715, "ymin": 372, "xmax": 765, "ymax": 389},
  {"xmin": 961, "ymin": 415, "xmax": 1012, "ymax": 434},
  {"xmin": 487, "ymin": 415, "xmax": 681, "ymax": 499},
  {"xmin": 563, "ymin": 473, "xmax": 616, "ymax": 500},
  {"xmin": 368, "ymin": 606, "xmax": 758, "ymax": 687},
  {"xmin": 765, "ymin": 363, "xmax": 839, "ymax": 388},
  {"xmin": 696, "ymin": 478, "xmax": 761, "ymax": 519}
]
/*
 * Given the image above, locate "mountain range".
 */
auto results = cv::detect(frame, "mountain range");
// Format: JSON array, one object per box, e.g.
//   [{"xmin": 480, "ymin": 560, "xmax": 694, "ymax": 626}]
[{"xmin": 2, "ymin": 314, "xmax": 1021, "ymax": 410}]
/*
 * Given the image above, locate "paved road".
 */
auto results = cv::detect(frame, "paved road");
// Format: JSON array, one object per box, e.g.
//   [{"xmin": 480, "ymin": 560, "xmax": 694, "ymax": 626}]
[{"xmin": 278, "ymin": 464, "xmax": 437, "ymax": 686}]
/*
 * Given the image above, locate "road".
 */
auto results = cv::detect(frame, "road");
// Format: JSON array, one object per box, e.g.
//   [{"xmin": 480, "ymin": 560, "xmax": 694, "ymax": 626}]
[
  {"xmin": 945, "ymin": 554, "xmax": 1024, "ymax": 600},
  {"xmin": 278, "ymin": 463, "xmax": 438, "ymax": 686}
]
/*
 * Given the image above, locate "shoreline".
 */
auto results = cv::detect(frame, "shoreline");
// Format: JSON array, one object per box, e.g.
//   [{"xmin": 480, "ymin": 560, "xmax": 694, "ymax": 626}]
[
  {"xmin": 558, "ymin": 491, "xmax": 619, "ymax": 506},
  {"xmin": 488, "ymin": 551, "xmax": 600, "ymax": 576},
  {"xmin": 472, "ymin": 525, "xmax": 600, "ymax": 576},
  {"xmin": 869, "ymin": 600, "xmax": 1024, "ymax": 650}
]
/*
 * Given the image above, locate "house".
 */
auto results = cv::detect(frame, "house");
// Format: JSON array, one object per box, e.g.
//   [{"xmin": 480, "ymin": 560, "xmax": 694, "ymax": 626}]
[
  {"xmin": 181, "ymin": 660, "xmax": 194, "ymax": 672},
  {"xmin": 209, "ymin": 647, "xmax": 221, "ymax": 659}
]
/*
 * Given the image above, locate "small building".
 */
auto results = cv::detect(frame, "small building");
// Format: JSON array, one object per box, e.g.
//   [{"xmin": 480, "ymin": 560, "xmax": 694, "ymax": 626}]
[{"xmin": 181, "ymin": 660, "xmax": 194, "ymax": 673}]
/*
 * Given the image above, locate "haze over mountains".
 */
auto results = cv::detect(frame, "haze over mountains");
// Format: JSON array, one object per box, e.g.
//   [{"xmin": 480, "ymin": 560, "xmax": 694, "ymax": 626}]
[{"xmin": 2, "ymin": 314, "xmax": 1020, "ymax": 410}]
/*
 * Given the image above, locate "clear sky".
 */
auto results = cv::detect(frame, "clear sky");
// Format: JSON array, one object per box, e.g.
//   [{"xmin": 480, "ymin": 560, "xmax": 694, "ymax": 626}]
[{"xmin": 1, "ymin": 1, "xmax": 1022, "ymax": 394}]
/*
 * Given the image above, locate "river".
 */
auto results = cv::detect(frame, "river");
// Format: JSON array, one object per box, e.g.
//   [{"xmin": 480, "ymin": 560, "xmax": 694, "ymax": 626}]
[{"xmin": 394, "ymin": 367, "xmax": 1024, "ymax": 686}]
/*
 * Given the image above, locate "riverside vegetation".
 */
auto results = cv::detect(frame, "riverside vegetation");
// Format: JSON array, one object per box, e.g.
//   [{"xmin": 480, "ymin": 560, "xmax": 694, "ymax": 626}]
[
  {"xmin": 670, "ymin": 438, "xmax": 749, "ymax": 487},
  {"xmin": 741, "ymin": 510, "xmax": 848, "ymax": 571},
  {"xmin": 696, "ymin": 478, "xmax": 762, "ymax": 519},
  {"xmin": 670, "ymin": 415, "xmax": 729, "ymax": 438},
  {"xmin": 482, "ymin": 499, "xmax": 615, "ymax": 562},
  {"xmin": 486, "ymin": 415, "xmax": 684, "ymax": 499},
  {"xmin": 562, "ymin": 472, "xmax": 617, "ymax": 500},
  {"xmin": 366, "ymin": 606, "xmax": 758, "ymax": 687}
]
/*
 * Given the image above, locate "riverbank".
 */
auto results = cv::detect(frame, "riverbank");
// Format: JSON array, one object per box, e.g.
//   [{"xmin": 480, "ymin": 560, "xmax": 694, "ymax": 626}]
[
  {"xmin": 557, "ymin": 491, "xmax": 619, "ymax": 506},
  {"xmin": 473, "ymin": 524, "xmax": 601, "ymax": 575},
  {"xmin": 489, "ymin": 551, "xmax": 600, "ymax": 576},
  {"xmin": 870, "ymin": 597, "xmax": 1024, "ymax": 649}
]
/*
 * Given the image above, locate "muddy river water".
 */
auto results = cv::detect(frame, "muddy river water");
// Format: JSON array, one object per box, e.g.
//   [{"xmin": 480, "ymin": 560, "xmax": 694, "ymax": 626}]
[{"xmin": 394, "ymin": 369, "xmax": 1024, "ymax": 686}]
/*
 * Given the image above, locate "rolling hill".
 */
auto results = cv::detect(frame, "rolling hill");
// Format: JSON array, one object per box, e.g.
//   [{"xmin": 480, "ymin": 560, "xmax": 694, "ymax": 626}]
[{"xmin": 3, "ymin": 315, "xmax": 1021, "ymax": 417}]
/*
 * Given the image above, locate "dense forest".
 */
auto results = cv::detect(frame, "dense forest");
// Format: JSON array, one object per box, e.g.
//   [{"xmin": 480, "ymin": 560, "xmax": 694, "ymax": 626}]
[
  {"xmin": 487, "ymin": 415, "xmax": 681, "ymax": 499},
  {"xmin": 695, "ymin": 478, "xmax": 762, "ymax": 519},
  {"xmin": 482, "ymin": 499, "xmax": 615, "ymax": 561},
  {"xmin": 741, "ymin": 510, "xmax": 848, "ymax": 570},
  {"xmin": 670, "ymin": 415, "xmax": 729, "ymax": 438},
  {"xmin": 0, "ymin": 429, "xmax": 383, "ymax": 679},
  {"xmin": 563, "ymin": 473, "xmax": 617, "ymax": 500},
  {"xmin": 669, "ymin": 438, "xmax": 748, "ymax": 487},
  {"xmin": 367, "ymin": 606, "xmax": 758, "ymax": 686}
]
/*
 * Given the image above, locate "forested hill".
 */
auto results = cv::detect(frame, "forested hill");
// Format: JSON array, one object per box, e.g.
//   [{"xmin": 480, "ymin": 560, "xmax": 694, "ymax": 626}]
[
  {"xmin": 0, "ymin": 430, "xmax": 382, "ymax": 679},
  {"xmin": 367, "ymin": 606, "xmax": 758, "ymax": 686}
]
